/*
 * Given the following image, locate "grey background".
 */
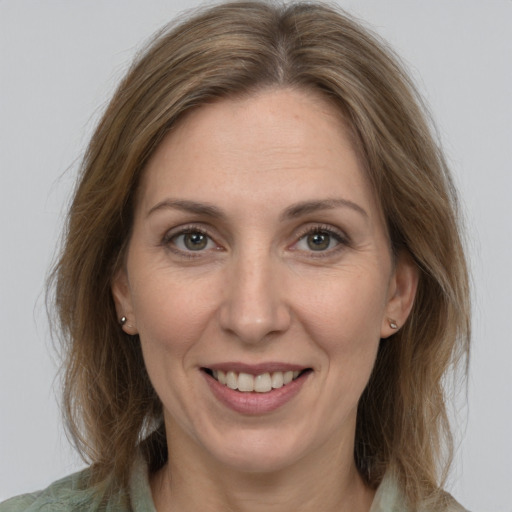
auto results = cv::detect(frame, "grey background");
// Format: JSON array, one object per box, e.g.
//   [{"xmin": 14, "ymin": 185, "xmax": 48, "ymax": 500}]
[{"xmin": 1, "ymin": 1, "xmax": 511, "ymax": 510}]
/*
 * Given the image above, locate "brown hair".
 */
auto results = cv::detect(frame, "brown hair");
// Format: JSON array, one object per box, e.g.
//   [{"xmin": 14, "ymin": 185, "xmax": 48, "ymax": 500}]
[{"xmin": 49, "ymin": 1, "xmax": 470, "ymax": 508}]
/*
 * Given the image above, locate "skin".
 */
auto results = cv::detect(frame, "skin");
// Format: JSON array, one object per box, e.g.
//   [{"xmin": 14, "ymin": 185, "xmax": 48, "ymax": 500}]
[{"xmin": 112, "ymin": 88, "xmax": 418, "ymax": 512}]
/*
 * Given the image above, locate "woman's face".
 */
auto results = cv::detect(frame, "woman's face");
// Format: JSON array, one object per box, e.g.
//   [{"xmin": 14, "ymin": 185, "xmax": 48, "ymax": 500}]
[{"xmin": 113, "ymin": 88, "xmax": 417, "ymax": 474}]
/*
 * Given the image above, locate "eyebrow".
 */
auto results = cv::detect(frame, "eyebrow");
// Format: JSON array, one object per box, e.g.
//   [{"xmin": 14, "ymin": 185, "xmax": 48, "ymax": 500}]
[
  {"xmin": 280, "ymin": 199, "xmax": 368, "ymax": 220},
  {"xmin": 147, "ymin": 198, "xmax": 368, "ymax": 220},
  {"xmin": 147, "ymin": 199, "xmax": 226, "ymax": 219}
]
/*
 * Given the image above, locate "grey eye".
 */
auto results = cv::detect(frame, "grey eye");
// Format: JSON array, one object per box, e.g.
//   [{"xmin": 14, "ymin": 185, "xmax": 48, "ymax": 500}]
[
  {"xmin": 169, "ymin": 231, "xmax": 214, "ymax": 252},
  {"xmin": 306, "ymin": 232, "xmax": 332, "ymax": 251},
  {"xmin": 182, "ymin": 232, "xmax": 209, "ymax": 251}
]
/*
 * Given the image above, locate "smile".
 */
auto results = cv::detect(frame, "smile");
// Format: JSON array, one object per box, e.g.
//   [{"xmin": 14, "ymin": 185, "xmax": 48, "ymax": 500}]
[
  {"xmin": 207, "ymin": 369, "xmax": 307, "ymax": 393},
  {"xmin": 202, "ymin": 365, "xmax": 312, "ymax": 414}
]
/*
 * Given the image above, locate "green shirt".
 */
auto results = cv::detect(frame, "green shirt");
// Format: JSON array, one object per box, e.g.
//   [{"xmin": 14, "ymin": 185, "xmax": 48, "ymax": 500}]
[{"xmin": 0, "ymin": 456, "xmax": 467, "ymax": 511}]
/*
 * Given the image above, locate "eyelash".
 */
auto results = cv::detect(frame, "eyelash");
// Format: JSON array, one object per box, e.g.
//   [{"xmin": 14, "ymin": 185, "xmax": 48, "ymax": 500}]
[
  {"xmin": 161, "ymin": 224, "xmax": 350, "ymax": 258},
  {"xmin": 292, "ymin": 224, "xmax": 350, "ymax": 257},
  {"xmin": 161, "ymin": 225, "xmax": 218, "ymax": 259}
]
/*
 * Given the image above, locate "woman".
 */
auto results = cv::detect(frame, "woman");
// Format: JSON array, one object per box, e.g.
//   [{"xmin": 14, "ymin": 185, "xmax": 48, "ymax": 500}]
[{"xmin": 0, "ymin": 2, "xmax": 470, "ymax": 511}]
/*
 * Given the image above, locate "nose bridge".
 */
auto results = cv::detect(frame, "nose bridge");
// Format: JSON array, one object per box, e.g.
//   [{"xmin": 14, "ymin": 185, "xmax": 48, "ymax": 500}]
[{"xmin": 219, "ymin": 245, "xmax": 290, "ymax": 343}]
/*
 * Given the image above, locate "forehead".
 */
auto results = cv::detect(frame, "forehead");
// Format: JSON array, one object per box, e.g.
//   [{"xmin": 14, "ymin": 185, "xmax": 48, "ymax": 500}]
[{"xmin": 137, "ymin": 87, "xmax": 379, "ymax": 219}]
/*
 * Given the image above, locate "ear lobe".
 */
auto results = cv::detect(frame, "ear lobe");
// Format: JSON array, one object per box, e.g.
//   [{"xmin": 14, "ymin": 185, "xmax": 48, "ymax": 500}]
[
  {"xmin": 111, "ymin": 268, "xmax": 138, "ymax": 335},
  {"xmin": 381, "ymin": 250, "xmax": 419, "ymax": 338}
]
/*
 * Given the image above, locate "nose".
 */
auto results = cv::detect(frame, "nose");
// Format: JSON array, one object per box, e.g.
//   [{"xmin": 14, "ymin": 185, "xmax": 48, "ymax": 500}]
[{"xmin": 218, "ymin": 252, "xmax": 291, "ymax": 344}]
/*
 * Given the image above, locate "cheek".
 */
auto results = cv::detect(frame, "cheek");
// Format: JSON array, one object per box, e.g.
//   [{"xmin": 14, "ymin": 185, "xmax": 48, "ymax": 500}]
[
  {"xmin": 295, "ymin": 268, "xmax": 389, "ymax": 347},
  {"xmin": 131, "ymin": 266, "xmax": 216, "ymax": 347},
  {"xmin": 290, "ymin": 274, "xmax": 384, "ymax": 437},
  {"xmin": 130, "ymin": 272, "xmax": 217, "ymax": 411},
  {"xmin": 293, "ymin": 268, "xmax": 387, "ymax": 395}
]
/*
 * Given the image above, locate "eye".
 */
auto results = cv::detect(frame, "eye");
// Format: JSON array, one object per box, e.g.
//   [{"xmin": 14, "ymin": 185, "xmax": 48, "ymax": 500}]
[
  {"xmin": 304, "ymin": 232, "xmax": 333, "ymax": 251},
  {"xmin": 294, "ymin": 227, "xmax": 347, "ymax": 253},
  {"xmin": 168, "ymin": 230, "xmax": 217, "ymax": 252}
]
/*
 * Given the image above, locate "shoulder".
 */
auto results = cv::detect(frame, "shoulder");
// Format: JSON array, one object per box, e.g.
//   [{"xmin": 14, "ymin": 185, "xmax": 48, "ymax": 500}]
[
  {"xmin": 371, "ymin": 473, "xmax": 471, "ymax": 512},
  {"xmin": 0, "ymin": 468, "xmax": 130, "ymax": 512}
]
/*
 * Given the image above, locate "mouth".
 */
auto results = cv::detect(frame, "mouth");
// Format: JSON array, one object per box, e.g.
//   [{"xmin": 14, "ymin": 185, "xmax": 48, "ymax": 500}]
[{"xmin": 202, "ymin": 368, "xmax": 312, "ymax": 393}]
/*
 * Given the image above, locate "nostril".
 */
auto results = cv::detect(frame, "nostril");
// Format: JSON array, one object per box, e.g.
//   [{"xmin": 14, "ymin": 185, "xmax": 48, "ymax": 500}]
[{"xmin": 217, "ymin": 284, "xmax": 292, "ymax": 345}]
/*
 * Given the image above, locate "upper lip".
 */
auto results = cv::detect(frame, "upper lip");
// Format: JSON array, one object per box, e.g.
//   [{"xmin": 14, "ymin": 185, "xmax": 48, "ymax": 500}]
[{"xmin": 203, "ymin": 362, "xmax": 309, "ymax": 374}]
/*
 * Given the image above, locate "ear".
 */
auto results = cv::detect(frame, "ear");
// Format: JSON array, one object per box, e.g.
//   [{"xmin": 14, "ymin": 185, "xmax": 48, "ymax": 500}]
[
  {"xmin": 111, "ymin": 268, "xmax": 138, "ymax": 335},
  {"xmin": 381, "ymin": 250, "xmax": 419, "ymax": 338}
]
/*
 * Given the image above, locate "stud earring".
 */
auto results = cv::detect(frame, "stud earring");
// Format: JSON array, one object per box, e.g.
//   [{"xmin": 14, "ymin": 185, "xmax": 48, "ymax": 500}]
[
  {"xmin": 389, "ymin": 319, "xmax": 398, "ymax": 330},
  {"xmin": 119, "ymin": 316, "xmax": 136, "ymax": 332}
]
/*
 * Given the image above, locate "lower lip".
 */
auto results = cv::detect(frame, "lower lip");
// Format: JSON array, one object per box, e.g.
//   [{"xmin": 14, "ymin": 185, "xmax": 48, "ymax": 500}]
[{"xmin": 203, "ymin": 371, "xmax": 310, "ymax": 415}]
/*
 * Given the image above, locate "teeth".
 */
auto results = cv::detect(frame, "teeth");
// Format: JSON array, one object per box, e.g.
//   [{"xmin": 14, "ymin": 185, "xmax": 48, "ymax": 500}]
[
  {"xmin": 211, "ymin": 369, "xmax": 304, "ymax": 393},
  {"xmin": 238, "ymin": 372, "xmax": 255, "ymax": 392},
  {"xmin": 254, "ymin": 373, "xmax": 272, "ymax": 392},
  {"xmin": 271, "ymin": 371, "xmax": 284, "ymax": 389},
  {"xmin": 226, "ymin": 371, "xmax": 237, "ymax": 390}
]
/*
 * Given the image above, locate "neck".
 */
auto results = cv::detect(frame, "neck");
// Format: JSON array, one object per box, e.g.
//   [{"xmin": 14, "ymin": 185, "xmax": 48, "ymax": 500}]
[{"xmin": 150, "ymin": 424, "xmax": 375, "ymax": 512}]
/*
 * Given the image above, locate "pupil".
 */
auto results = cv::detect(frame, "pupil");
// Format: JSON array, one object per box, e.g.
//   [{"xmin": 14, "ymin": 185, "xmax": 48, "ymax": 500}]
[
  {"xmin": 307, "ymin": 232, "xmax": 330, "ymax": 251},
  {"xmin": 184, "ymin": 232, "xmax": 207, "ymax": 250}
]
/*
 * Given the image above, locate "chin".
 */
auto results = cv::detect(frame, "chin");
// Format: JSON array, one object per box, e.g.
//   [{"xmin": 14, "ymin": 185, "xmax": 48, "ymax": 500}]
[
  {"xmin": 215, "ymin": 445, "xmax": 304, "ymax": 474},
  {"xmin": 198, "ymin": 424, "xmax": 320, "ymax": 475}
]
